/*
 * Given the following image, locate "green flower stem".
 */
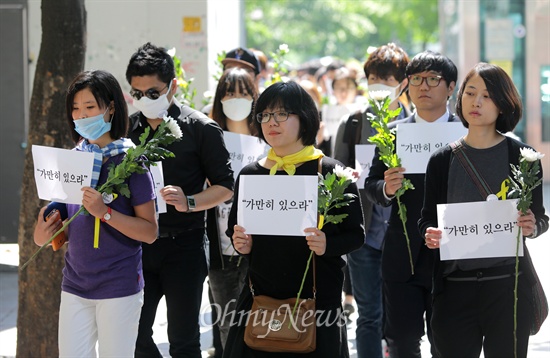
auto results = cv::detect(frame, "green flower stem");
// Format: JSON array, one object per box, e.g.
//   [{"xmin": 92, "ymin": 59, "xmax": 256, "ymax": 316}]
[
  {"xmin": 21, "ymin": 206, "xmax": 84, "ymax": 271},
  {"xmin": 397, "ymin": 195, "xmax": 414, "ymax": 275},
  {"xmin": 513, "ymin": 227, "xmax": 521, "ymax": 358},
  {"xmin": 289, "ymin": 250, "xmax": 315, "ymax": 328}
]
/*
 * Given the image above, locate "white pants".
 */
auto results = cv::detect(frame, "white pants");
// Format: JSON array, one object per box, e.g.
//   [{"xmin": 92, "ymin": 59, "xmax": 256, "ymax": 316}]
[{"xmin": 59, "ymin": 290, "xmax": 143, "ymax": 358}]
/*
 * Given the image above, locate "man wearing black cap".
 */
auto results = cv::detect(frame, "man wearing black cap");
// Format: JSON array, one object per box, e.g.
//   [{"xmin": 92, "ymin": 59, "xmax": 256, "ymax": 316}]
[{"xmin": 222, "ymin": 47, "xmax": 260, "ymax": 78}]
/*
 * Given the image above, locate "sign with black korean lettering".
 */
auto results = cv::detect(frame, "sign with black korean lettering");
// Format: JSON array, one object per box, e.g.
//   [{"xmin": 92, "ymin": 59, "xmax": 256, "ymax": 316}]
[
  {"xmin": 32, "ymin": 145, "xmax": 94, "ymax": 204},
  {"xmin": 355, "ymin": 144, "xmax": 376, "ymax": 189},
  {"xmin": 237, "ymin": 175, "xmax": 318, "ymax": 236},
  {"xmin": 436, "ymin": 199, "xmax": 521, "ymax": 260},
  {"xmin": 397, "ymin": 122, "xmax": 467, "ymax": 174}
]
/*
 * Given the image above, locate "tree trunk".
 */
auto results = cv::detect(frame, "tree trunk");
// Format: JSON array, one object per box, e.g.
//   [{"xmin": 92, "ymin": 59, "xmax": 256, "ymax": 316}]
[{"xmin": 17, "ymin": 1, "xmax": 86, "ymax": 356}]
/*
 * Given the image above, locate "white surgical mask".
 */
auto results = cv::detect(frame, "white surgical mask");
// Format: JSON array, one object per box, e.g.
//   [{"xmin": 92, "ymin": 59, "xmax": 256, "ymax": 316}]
[
  {"xmin": 368, "ymin": 83, "xmax": 402, "ymax": 104},
  {"xmin": 221, "ymin": 98, "xmax": 253, "ymax": 122},
  {"xmin": 133, "ymin": 82, "xmax": 172, "ymax": 119}
]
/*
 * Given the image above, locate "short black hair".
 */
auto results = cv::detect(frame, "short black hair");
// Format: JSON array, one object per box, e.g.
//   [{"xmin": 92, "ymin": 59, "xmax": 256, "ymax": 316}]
[
  {"xmin": 406, "ymin": 50, "xmax": 458, "ymax": 86},
  {"xmin": 456, "ymin": 62, "xmax": 522, "ymax": 133},
  {"xmin": 65, "ymin": 70, "xmax": 128, "ymax": 143},
  {"xmin": 125, "ymin": 42, "xmax": 175, "ymax": 85},
  {"xmin": 212, "ymin": 68, "xmax": 259, "ymax": 135},
  {"xmin": 364, "ymin": 43, "xmax": 410, "ymax": 82},
  {"xmin": 253, "ymin": 81, "xmax": 319, "ymax": 146}
]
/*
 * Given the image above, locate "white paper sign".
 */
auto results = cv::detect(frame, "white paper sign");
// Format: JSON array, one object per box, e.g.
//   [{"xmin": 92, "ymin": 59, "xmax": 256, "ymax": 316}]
[
  {"xmin": 237, "ymin": 175, "xmax": 318, "ymax": 236},
  {"xmin": 224, "ymin": 131, "xmax": 269, "ymax": 180},
  {"xmin": 437, "ymin": 199, "xmax": 522, "ymax": 260},
  {"xmin": 355, "ymin": 144, "xmax": 376, "ymax": 189},
  {"xmin": 32, "ymin": 145, "xmax": 94, "ymax": 204},
  {"xmin": 321, "ymin": 103, "xmax": 363, "ymax": 138},
  {"xmin": 397, "ymin": 122, "xmax": 467, "ymax": 174},
  {"xmin": 149, "ymin": 161, "xmax": 167, "ymax": 214}
]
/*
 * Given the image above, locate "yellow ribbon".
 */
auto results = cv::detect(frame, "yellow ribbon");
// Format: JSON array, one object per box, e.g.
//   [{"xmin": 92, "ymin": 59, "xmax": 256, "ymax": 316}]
[
  {"xmin": 93, "ymin": 193, "xmax": 118, "ymax": 249},
  {"xmin": 94, "ymin": 217, "xmax": 101, "ymax": 249},
  {"xmin": 267, "ymin": 145, "xmax": 324, "ymax": 176},
  {"xmin": 496, "ymin": 178, "xmax": 510, "ymax": 200}
]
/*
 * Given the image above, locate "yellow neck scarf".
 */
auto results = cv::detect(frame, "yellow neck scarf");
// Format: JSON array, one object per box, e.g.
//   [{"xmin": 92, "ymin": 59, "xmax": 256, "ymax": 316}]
[{"xmin": 267, "ymin": 145, "xmax": 324, "ymax": 175}]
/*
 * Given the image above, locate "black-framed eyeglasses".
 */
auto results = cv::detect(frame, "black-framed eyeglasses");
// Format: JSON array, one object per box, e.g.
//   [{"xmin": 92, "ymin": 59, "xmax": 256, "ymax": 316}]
[
  {"xmin": 255, "ymin": 111, "xmax": 293, "ymax": 123},
  {"xmin": 408, "ymin": 75, "xmax": 443, "ymax": 87},
  {"xmin": 130, "ymin": 84, "xmax": 168, "ymax": 100}
]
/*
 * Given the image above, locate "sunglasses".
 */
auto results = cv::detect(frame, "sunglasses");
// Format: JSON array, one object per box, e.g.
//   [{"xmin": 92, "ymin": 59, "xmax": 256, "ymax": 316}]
[{"xmin": 130, "ymin": 84, "xmax": 168, "ymax": 100}]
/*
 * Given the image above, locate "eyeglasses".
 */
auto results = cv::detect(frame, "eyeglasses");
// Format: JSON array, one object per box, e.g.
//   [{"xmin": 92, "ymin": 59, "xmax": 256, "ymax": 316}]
[
  {"xmin": 408, "ymin": 75, "xmax": 443, "ymax": 87},
  {"xmin": 130, "ymin": 84, "xmax": 168, "ymax": 100},
  {"xmin": 256, "ymin": 111, "xmax": 293, "ymax": 123}
]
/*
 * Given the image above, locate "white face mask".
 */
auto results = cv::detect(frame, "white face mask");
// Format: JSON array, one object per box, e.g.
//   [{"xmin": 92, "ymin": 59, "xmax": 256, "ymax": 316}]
[
  {"xmin": 368, "ymin": 83, "xmax": 402, "ymax": 104},
  {"xmin": 221, "ymin": 98, "xmax": 253, "ymax": 122},
  {"xmin": 133, "ymin": 82, "xmax": 172, "ymax": 119}
]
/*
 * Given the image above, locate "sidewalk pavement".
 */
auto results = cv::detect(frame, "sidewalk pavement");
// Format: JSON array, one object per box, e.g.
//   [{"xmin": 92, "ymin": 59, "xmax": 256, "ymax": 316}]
[{"xmin": 1, "ymin": 184, "xmax": 549, "ymax": 357}]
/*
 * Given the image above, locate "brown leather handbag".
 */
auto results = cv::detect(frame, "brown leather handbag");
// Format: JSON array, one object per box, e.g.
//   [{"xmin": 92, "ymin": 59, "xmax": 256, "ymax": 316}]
[{"xmin": 244, "ymin": 256, "xmax": 317, "ymax": 353}]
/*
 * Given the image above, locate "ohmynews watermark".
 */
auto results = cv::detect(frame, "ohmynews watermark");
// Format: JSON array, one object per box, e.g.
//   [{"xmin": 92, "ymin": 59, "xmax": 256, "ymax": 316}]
[{"xmin": 199, "ymin": 300, "xmax": 348, "ymax": 336}]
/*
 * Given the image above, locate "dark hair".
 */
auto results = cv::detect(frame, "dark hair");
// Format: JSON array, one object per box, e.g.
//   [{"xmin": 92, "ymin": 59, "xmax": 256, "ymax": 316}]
[
  {"xmin": 253, "ymin": 81, "xmax": 319, "ymax": 146},
  {"xmin": 65, "ymin": 70, "xmax": 128, "ymax": 143},
  {"xmin": 211, "ymin": 68, "xmax": 259, "ymax": 135},
  {"xmin": 406, "ymin": 50, "xmax": 458, "ymax": 86},
  {"xmin": 331, "ymin": 68, "xmax": 358, "ymax": 90},
  {"xmin": 364, "ymin": 43, "xmax": 410, "ymax": 82},
  {"xmin": 125, "ymin": 42, "xmax": 175, "ymax": 85},
  {"xmin": 456, "ymin": 63, "xmax": 522, "ymax": 132}
]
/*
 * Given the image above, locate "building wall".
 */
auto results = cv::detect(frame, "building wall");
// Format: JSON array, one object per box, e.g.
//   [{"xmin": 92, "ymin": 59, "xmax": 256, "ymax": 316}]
[
  {"xmin": 28, "ymin": 0, "xmax": 243, "ymax": 110},
  {"xmin": 440, "ymin": 0, "xmax": 550, "ymax": 181}
]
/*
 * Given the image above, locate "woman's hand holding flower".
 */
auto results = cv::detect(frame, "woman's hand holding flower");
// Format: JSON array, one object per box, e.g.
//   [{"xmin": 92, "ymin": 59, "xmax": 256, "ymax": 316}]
[
  {"xmin": 233, "ymin": 225, "xmax": 252, "ymax": 254},
  {"xmin": 34, "ymin": 207, "xmax": 63, "ymax": 246},
  {"xmin": 517, "ymin": 209, "xmax": 536, "ymax": 237},
  {"xmin": 424, "ymin": 227, "xmax": 442, "ymax": 250},
  {"xmin": 160, "ymin": 185, "xmax": 187, "ymax": 212},
  {"xmin": 81, "ymin": 186, "xmax": 108, "ymax": 219},
  {"xmin": 304, "ymin": 227, "xmax": 326, "ymax": 255},
  {"xmin": 383, "ymin": 167, "xmax": 406, "ymax": 197}
]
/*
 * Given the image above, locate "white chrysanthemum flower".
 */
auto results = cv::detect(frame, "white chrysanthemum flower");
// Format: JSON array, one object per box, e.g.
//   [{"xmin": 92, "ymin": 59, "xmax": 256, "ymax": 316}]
[
  {"xmin": 163, "ymin": 115, "xmax": 183, "ymax": 139},
  {"xmin": 520, "ymin": 147, "xmax": 545, "ymax": 162},
  {"xmin": 369, "ymin": 90, "xmax": 391, "ymax": 102},
  {"xmin": 334, "ymin": 164, "xmax": 358, "ymax": 183},
  {"xmin": 203, "ymin": 90, "xmax": 214, "ymax": 99},
  {"xmin": 279, "ymin": 43, "xmax": 289, "ymax": 53},
  {"xmin": 167, "ymin": 47, "xmax": 176, "ymax": 57}
]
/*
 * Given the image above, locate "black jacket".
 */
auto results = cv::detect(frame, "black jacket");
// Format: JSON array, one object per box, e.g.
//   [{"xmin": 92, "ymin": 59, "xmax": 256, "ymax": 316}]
[{"xmin": 418, "ymin": 135, "xmax": 549, "ymax": 295}]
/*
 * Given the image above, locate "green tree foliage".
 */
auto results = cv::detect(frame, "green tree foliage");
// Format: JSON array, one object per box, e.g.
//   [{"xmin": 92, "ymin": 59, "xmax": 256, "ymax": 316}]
[{"xmin": 245, "ymin": 0, "xmax": 438, "ymax": 64}]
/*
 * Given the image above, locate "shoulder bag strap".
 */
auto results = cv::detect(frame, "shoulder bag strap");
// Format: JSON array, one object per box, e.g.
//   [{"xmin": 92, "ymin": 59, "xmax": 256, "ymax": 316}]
[{"xmin": 450, "ymin": 140, "xmax": 493, "ymax": 200}]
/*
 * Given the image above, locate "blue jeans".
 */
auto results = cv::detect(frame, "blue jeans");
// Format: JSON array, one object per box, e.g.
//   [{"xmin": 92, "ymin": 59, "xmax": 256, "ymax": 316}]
[{"xmin": 347, "ymin": 243, "xmax": 383, "ymax": 358}]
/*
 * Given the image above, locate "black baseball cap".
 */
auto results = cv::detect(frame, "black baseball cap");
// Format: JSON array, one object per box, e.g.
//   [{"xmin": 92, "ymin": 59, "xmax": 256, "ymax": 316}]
[{"xmin": 222, "ymin": 47, "xmax": 260, "ymax": 76}]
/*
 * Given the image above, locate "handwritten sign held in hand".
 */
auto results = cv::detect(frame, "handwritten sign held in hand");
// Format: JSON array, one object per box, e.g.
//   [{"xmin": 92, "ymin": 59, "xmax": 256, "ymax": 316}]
[
  {"xmin": 437, "ymin": 199, "xmax": 521, "ymax": 260},
  {"xmin": 32, "ymin": 145, "xmax": 94, "ymax": 204},
  {"xmin": 237, "ymin": 175, "xmax": 318, "ymax": 236},
  {"xmin": 397, "ymin": 122, "xmax": 468, "ymax": 174}
]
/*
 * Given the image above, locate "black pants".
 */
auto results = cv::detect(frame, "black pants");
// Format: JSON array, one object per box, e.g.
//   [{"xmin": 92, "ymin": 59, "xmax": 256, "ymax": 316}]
[
  {"xmin": 135, "ymin": 229, "xmax": 208, "ymax": 358},
  {"xmin": 431, "ymin": 269, "xmax": 532, "ymax": 358},
  {"xmin": 383, "ymin": 266, "xmax": 436, "ymax": 358}
]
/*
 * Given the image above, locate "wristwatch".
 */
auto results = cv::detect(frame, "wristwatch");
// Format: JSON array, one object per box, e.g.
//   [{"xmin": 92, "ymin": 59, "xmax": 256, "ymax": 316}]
[
  {"xmin": 101, "ymin": 207, "xmax": 112, "ymax": 222},
  {"xmin": 186, "ymin": 195, "xmax": 196, "ymax": 212}
]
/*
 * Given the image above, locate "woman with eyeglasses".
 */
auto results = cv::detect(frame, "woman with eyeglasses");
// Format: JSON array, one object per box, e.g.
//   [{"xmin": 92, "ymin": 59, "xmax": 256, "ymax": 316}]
[
  {"xmin": 33, "ymin": 70, "xmax": 158, "ymax": 357},
  {"xmin": 223, "ymin": 81, "xmax": 364, "ymax": 358},
  {"xmin": 207, "ymin": 67, "xmax": 260, "ymax": 356}
]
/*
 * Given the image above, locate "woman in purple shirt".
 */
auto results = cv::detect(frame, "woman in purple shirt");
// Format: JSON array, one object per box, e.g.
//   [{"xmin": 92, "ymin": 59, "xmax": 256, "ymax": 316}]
[{"xmin": 33, "ymin": 70, "xmax": 157, "ymax": 357}]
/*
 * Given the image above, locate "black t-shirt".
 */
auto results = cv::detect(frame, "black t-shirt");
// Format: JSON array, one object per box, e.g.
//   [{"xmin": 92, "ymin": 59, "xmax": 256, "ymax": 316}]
[{"xmin": 128, "ymin": 102, "xmax": 234, "ymax": 234}]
